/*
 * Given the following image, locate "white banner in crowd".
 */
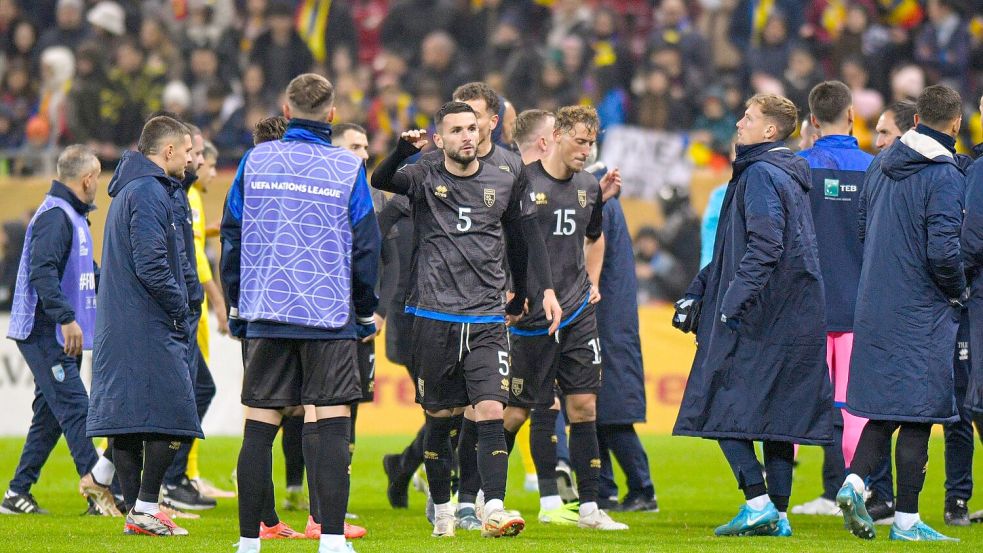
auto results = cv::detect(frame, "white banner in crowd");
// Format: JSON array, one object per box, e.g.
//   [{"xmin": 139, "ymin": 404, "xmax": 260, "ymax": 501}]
[
  {"xmin": 599, "ymin": 125, "xmax": 693, "ymax": 201},
  {"xmin": 0, "ymin": 314, "xmax": 247, "ymax": 437}
]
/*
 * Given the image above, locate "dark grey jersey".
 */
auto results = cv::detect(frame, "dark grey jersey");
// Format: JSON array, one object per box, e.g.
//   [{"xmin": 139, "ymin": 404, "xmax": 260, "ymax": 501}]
[
  {"xmin": 394, "ymin": 159, "xmax": 532, "ymax": 319},
  {"xmin": 517, "ymin": 160, "xmax": 603, "ymax": 330},
  {"xmin": 420, "ymin": 143, "xmax": 524, "ymax": 179}
]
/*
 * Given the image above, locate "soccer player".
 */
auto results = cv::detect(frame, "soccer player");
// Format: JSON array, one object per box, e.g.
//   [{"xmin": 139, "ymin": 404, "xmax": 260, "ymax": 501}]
[
  {"xmin": 3, "ymin": 145, "xmax": 119, "ymax": 517},
  {"xmin": 672, "ymin": 94, "xmax": 832, "ymax": 538},
  {"xmin": 417, "ymin": 82, "xmax": 524, "ymax": 530},
  {"xmin": 372, "ymin": 101, "xmax": 561, "ymax": 538},
  {"xmin": 791, "ymin": 81, "xmax": 874, "ymax": 517},
  {"xmin": 223, "ymin": 74, "xmax": 380, "ymax": 553},
  {"xmin": 88, "ymin": 115, "xmax": 199, "ymax": 536},
  {"xmin": 837, "ymin": 85, "xmax": 965, "ymax": 542},
  {"xmin": 502, "ymin": 105, "xmax": 627, "ymax": 531}
]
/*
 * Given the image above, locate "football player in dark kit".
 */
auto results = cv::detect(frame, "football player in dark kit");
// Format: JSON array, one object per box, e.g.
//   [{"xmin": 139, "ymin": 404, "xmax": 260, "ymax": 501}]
[
  {"xmin": 372, "ymin": 101, "xmax": 561, "ymax": 538},
  {"xmin": 501, "ymin": 105, "xmax": 627, "ymax": 531}
]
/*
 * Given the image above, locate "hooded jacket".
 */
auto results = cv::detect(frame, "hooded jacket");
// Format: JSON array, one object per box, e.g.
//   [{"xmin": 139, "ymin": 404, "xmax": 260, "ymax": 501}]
[
  {"xmin": 673, "ymin": 141, "xmax": 832, "ymax": 444},
  {"xmin": 847, "ymin": 129, "xmax": 965, "ymax": 423},
  {"xmin": 87, "ymin": 151, "xmax": 201, "ymax": 438}
]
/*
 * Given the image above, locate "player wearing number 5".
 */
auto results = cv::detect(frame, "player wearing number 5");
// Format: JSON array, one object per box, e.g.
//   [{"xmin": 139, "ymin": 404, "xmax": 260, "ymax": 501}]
[
  {"xmin": 372, "ymin": 101, "xmax": 561, "ymax": 539},
  {"xmin": 501, "ymin": 106, "xmax": 627, "ymax": 531}
]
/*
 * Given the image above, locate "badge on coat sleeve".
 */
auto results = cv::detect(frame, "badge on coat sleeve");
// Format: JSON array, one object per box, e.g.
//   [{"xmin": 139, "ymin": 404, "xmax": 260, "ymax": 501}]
[
  {"xmin": 51, "ymin": 364, "xmax": 65, "ymax": 383},
  {"xmin": 484, "ymin": 188, "xmax": 496, "ymax": 207},
  {"xmin": 578, "ymin": 189, "xmax": 587, "ymax": 208}
]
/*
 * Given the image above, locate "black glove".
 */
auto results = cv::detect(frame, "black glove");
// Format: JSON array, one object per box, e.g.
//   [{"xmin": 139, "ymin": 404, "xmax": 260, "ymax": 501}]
[{"xmin": 672, "ymin": 295, "xmax": 702, "ymax": 334}]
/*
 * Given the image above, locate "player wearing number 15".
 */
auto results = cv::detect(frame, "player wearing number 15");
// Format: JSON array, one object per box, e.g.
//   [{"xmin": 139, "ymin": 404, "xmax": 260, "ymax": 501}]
[
  {"xmin": 503, "ymin": 105, "xmax": 628, "ymax": 531},
  {"xmin": 372, "ymin": 101, "xmax": 561, "ymax": 539}
]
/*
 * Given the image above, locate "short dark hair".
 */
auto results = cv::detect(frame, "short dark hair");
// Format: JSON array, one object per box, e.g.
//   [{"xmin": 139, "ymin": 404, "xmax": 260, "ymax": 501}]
[
  {"xmin": 253, "ymin": 115, "xmax": 288, "ymax": 145},
  {"xmin": 452, "ymin": 82, "xmax": 500, "ymax": 116},
  {"xmin": 137, "ymin": 115, "xmax": 190, "ymax": 155},
  {"xmin": 513, "ymin": 109, "xmax": 555, "ymax": 147},
  {"xmin": 286, "ymin": 73, "xmax": 335, "ymax": 118},
  {"xmin": 434, "ymin": 101, "xmax": 476, "ymax": 128},
  {"xmin": 808, "ymin": 81, "xmax": 852, "ymax": 124},
  {"xmin": 746, "ymin": 94, "xmax": 799, "ymax": 141},
  {"xmin": 333, "ymin": 122, "xmax": 367, "ymax": 138},
  {"xmin": 916, "ymin": 85, "xmax": 962, "ymax": 128},
  {"xmin": 887, "ymin": 100, "xmax": 917, "ymax": 133}
]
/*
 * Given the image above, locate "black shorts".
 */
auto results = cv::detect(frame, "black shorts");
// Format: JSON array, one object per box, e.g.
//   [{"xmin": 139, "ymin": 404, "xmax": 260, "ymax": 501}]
[
  {"xmin": 509, "ymin": 308, "xmax": 602, "ymax": 409},
  {"xmin": 241, "ymin": 338, "xmax": 361, "ymax": 408},
  {"xmin": 357, "ymin": 339, "xmax": 376, "ymax": 403},
  {"xmin": 411, "ymin": 317, "xmax": 510, "ymax": 410}
]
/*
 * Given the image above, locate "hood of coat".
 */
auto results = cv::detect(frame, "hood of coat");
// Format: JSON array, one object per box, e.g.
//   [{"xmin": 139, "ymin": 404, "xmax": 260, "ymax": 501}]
[
  {"xmin": 733, "ymin": 141, "xmax": 812, "ymax": 192},
  {"xmin": 880, "ymin": 129, "xmax": 961, "ymax": 181},
  {"xmin": 108, "ymin": 151, "xmax": 181, "ymax": 198}
]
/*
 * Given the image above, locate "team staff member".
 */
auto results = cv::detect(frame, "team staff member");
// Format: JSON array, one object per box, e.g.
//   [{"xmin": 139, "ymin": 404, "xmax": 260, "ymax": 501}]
[
  {"xmin": 673, "ymin": 94, "xmax": 832, "ymax": 538},
  {"xmin": 791, "ymin": 81, "xmax": 873, "ymax": 516},
  {"xmin": 4, "ymin": 145, "xmax": 119, "ymax": 518},
  {"xmin": 372, "ymin": 102, "xmax": 561, "ymax": 539},
  {"xmin": 837, "ymin": 85, "xmax": 965, "ymax": 543},
  {"xmin": 223, "ymin": 74, "xmax": 380, "ymax": 553},
  {"xmin": 87, "ymin": 116, "xmax": 199, "ymax": 537}
]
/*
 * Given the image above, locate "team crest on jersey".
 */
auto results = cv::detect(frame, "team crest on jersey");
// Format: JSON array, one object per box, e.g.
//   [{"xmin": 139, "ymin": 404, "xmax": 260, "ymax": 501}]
[
  {"xmin": 578, "ymin": 190, "xmax": 587, "ymax": 208},
  {"xmin": 484, "ymin": 188, "xmax": 496, "ymax": 207},
  {"xmin": 435, "ymin": 185, "xmax": 448, "ymax": 198},
  {"xmin": 511, "ymin": 378, "xmax": 523, "ymax": 396}
]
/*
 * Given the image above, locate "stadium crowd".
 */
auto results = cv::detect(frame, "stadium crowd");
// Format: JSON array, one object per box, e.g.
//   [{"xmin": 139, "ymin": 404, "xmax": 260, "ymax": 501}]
[{"xmin": 1, "ymin": 0, "xmax": 983, "ymax": 172}]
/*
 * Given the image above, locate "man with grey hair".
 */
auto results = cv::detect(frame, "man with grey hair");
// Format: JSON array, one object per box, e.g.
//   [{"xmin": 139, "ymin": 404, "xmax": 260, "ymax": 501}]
[{"xmin": 3, "ymin": 145, "xmax": 119, "ymax": 517}]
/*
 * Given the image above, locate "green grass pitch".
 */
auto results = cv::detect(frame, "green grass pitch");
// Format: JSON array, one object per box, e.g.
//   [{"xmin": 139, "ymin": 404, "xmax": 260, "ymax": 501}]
[{"xmin": 0, "ymin": 434, "xmax": 980, "ymax": 552}]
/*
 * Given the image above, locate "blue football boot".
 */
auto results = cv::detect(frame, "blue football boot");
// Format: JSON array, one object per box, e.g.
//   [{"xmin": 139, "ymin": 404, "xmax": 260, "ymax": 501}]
[
  {"xmin": 836, "ymin": 483, "xmax": 875, "ymax": 540},
  {"xmin": 752, "ymin": 517, "xmax": 792, "ymax": 537},
  {"xmin": 714, "ymin": 503, "xmax": 779, "ymax": 536},
  {"xmin": 890, "ymin": 521, "xmax": 959, "ymax": 542}
]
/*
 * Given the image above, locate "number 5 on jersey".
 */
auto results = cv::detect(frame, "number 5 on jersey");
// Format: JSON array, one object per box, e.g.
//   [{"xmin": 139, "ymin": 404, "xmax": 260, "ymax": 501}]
[{"xmin": 457, "ymin": 207, "xmax": 472, "ymax": 232}]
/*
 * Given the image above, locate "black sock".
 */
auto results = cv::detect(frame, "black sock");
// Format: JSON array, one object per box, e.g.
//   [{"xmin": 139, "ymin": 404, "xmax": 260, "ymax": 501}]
[
  {"xmin": 448, "ymin": 413, "xmax": 463, "ymax": 495},
  {"xmin": 281, "ymin": 416, "xmax": 305, "ymax": 489},
  {"xmin": 569, "ymin": 421, "xmax": 601, "ymax": 505},
  {"xmin": 316, "ymin": 417, "xmax": 351, "ymax": 536},
  {"xmin": 111, "ymin": 434, "xmax": 144, "ymax": 511},
  {"xmin": 763, "ymin": 441, "xmax": 794, "ymax": 512},
  {"xmin": 477, "ymin": 419, "xmax": 508, "ymax": 503},
  {"xmin": 138, "ymin": 437, "xmax": 184, "ymax": 504},
  {"xmin": 531, "ymin": 409, "xmax": 560, "ymax": 497},
  {"xmin": 399, "ymin": 424, "xmax": 427, "ymax": 476},
  {"xmin": 895, "ymin": 423, "xmax": 931, "ymax": 513},
  {"xmin": 424, "ymin": 414, "xmax": 455, "ymax": 505},
  {"xmin": 505, "ymin": 427, "xmax": 518, "ymax": 455},
  {"xmin": 350, "ymin": 404, "xmax": 359, "ymax": 455},
  {"xmin": 238, "ymin": 420, "xmax": 279, "ymax": 538},
  {"xmin": 302, "ymin": 421, "xmax": 320, "ymax": 523},
  {"xmin": 457, "ymin": 417, "xmax": 480, "ymax": 504}
]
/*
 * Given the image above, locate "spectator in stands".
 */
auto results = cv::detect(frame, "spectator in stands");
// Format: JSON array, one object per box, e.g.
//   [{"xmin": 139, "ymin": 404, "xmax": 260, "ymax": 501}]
[
  {"xmin": 249, "ymin": 0, "xmax": 313, "ymax": 97},
  {"xmin": 85, "ymin": 1, "xmax": 125, "ymax": 45},
  {"xmin": 140, "ymin": 16, "xmax": 184, "ymax": 82},
  {"xmin": 188, "ymin": 46, "xmax": 221, "ymax": 118},
  {"xmin": 37, "ymin": 46, "xmax": 74, "ymax": 147},
  {"xmin": 410, "ymin": 31, "xmax": 474, "ymax": 100},
  {"xmin": 890, "ymin": 64, "xmax": 927, "ymax": 101},
  {"xmin": 589, "ymin": 7, "xmax": 634, "ymax": 93},
  {"xmin": 240, "ymin": 63, "xmax": 273, "ymax": 114},
  {"xmin": 161, "ymin": 81, "xmax": 192, "ymax": 121},
  {"xmin": 693, "ymin": 86, "xmax": 738, "ymax": 156},
  {"xmin": 633, "ymin": 66, "xmax": 689, "ymax": 131},
  {"xmin": 650, "ymin": 0, "xmax": 709, "ymax": 74},
  {"xmin": 745, "ymin": 14, "xmax": 795, "ymax": 82},
  {"xmin": 534, "ymin": 58, "xmax": 577, "ymax": 114},
  {"xmin": 0, "ymin": 0, "xmax": 21, "ymax": 55},
  {"xmin": 0, "ymin": 59, "xmax": 33, "ymax": 143},
  {"xmin": 6, "ymin": 20, "xmax": 38, "ymax": 75},
  {"xmin": 783, "ymin": 46, "xmax": 824, "ymax": 112},
  {"xmin": 99, "ymin": 38, "xmax": 165, "ymax": 148},
  {"xmin": 67, "ymin": 43, "xmax": 104, "ymax": 147},
  {"xmin": 546, "ymin": 0, "xmax": 591, "ymax": 51},
  {"xmin": 729, "ymin": 0, "xmax": 803, "ymax": 51},
  {"xmin": 914, "ymin": 0, "xmax": 971, "ymax": 94},
  {"xmin": 36, "ymin": 0, "xmax": 88, "ymax": 54},
  {"xmin": 379, "ymin": 0, "xmax": 451, "ymax": 62}
]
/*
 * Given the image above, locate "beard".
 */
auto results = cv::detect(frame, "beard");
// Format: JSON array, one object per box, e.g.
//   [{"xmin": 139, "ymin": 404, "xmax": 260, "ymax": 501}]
[
  {"xmin": 168, "ymin": 165, "xmax": 187, "ymax": 180},
  {"xmin": 445, "ymin": 147, "xmax": 477, "ymax": 165}
]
